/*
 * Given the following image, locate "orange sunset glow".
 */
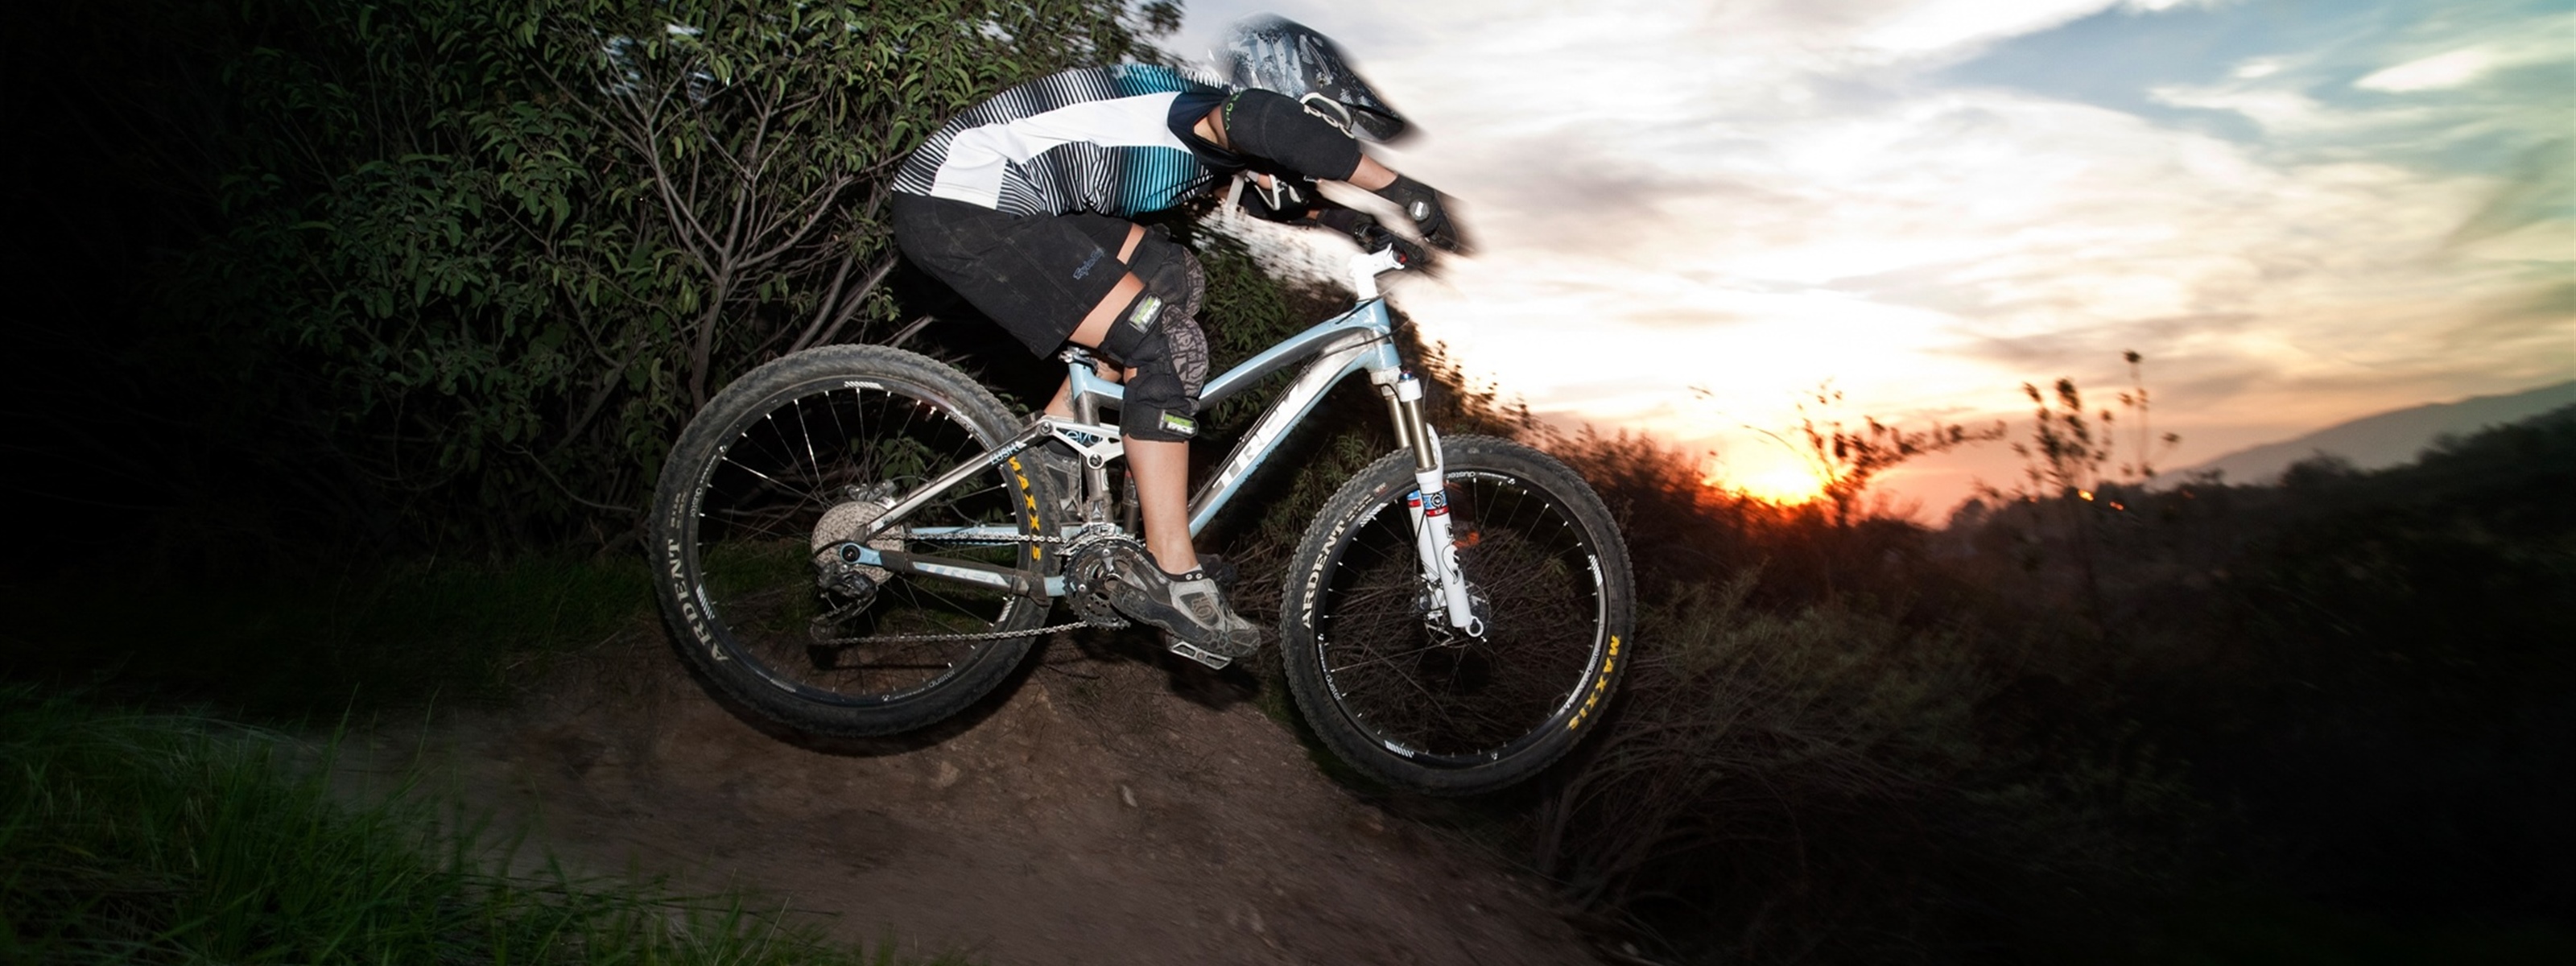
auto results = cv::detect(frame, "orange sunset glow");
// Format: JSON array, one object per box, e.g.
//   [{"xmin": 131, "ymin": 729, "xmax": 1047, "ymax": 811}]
[
  {"xmin": 1703, "ymin": 452, "xmax": 1827, "ymax": 506},
  {"xmin": 1184, "ymin": 0, "xmax": 2574, "ymax": 515}
]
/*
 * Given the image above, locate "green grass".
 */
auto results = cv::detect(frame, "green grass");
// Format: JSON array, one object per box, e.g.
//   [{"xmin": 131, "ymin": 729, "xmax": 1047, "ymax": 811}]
[
  {"xmin": 0, "ymin": 687, "xmax": 971, "ymax": 964},
  {"xmin": 0, "ymin": 555, "xmax": 656, "ymax": 720}
]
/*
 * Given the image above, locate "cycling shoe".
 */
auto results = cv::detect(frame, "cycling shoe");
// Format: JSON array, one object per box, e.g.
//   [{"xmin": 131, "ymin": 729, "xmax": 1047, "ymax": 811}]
[
  {"xmin": 1108, "ymin": 554, "xmax": 1260, "ymax": 662},
  {"xmin": 1194, "ymin": 552, "xmax": 1240, "ymax": 590}
]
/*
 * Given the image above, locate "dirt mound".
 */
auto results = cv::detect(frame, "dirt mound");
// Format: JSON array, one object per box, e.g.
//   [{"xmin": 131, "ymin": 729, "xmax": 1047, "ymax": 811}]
[{"xmin": 382, "ymin": 630, "xmax": 1599, "ymax": 965}]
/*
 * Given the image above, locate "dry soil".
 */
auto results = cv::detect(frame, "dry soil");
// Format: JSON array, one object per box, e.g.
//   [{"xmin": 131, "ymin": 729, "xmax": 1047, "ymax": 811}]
[{"xmin": 369, "ymin": 627, "xmax": 1604, "ymax": 966}]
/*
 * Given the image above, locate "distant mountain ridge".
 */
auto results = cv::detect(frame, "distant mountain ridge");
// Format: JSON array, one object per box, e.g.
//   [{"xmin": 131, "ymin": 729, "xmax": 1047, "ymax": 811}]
[{"xmin": 2178, "ymin": 380, "xmax": 2575, "ymax": 485}]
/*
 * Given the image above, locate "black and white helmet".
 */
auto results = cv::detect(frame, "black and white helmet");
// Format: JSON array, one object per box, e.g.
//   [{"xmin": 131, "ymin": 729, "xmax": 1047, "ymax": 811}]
[{"xmin": 1218, "ymin": 14, "xmax": 1410, "ymax": 142}]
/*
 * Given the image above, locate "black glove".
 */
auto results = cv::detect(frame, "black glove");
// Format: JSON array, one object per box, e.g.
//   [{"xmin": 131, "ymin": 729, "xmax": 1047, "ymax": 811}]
[
  {"xmin": 1237, "ymin": 175, "xmax": 1317, "ymax": 223},
  {"xmin": 1369, "ymin": 174, "xmax": 1468, "ymax": 253},
  {"xmin": 1316, "ymin": 207, "xmax": 1430, "ymax": 268}
]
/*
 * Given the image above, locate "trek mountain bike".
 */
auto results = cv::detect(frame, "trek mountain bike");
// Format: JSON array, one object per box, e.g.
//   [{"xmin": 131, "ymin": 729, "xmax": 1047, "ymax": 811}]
[{"xmin": 649, "ymin": 246, "xmax": 1634, "ymax": 795}]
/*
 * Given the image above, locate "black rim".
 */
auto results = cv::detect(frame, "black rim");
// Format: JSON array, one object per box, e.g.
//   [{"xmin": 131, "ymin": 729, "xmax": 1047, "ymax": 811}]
[
  {"xmin": 1312, "ymin": 469, "xmax": 1608, "ymax": 766},
  {"xmin": 683, "ymin": 376, "xmax": 1039, "ymax": 707}
]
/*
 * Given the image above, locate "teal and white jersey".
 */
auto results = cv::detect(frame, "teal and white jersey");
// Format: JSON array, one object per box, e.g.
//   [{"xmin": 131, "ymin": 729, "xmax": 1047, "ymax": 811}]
[{"xmin": 893, "ymin": 64, "xmax": 1232, "ymax": 218}]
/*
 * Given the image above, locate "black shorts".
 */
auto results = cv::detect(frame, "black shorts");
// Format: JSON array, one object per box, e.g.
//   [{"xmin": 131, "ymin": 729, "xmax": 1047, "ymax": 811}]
[{"xmin": 891, "ymin": 193, "xmax": 1134, "ymax": 356}]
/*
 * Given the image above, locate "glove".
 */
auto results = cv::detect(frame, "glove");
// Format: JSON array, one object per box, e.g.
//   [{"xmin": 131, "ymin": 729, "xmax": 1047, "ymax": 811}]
[
  {"xmin": 1316, "ymin": 208, "xmax": 1430, "ymax": 268},
  {"xmin": 1237, "ymin": 175, "xmax": 1317, "ymax": 224},
  {"xmin": 1369, "ymin": 174, "xmax": 1468, "ymax": 253}
]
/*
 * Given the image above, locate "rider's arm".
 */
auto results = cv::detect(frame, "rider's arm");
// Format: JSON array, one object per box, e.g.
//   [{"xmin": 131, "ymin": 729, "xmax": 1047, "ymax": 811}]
[
  {"xmin": 1195, "ymin": 93, "xmax": 1464, "ymax": 252},
  {"xmin": 1195, "ymin": 90, "xmax": 1357, "ymax": 180},
  {"xmin": 1344, "ymin": 155, "xmax": 1397, "ymax": 191},
  {"xmin": 1235, "ymin": 175, "xmax": 1435, "ymax": 267}
]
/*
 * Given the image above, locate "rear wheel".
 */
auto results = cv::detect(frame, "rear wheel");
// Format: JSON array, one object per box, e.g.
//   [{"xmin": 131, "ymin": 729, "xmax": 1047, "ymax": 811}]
[
  {"xmin": 1280, "ymin": 436, "xmax": 1635, "ymax": 795},
  {"xmin": 650, "ymin": 345, "xmax": 1059, "ymax": 737}
]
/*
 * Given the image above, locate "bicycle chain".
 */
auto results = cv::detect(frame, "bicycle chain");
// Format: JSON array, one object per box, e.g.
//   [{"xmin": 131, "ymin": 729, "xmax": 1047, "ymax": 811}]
[
  {"xmin": 808, "ymin": 620, "xmax": 1097, "ymax": 646},
  {"xmin": 807, "ymin": 528, "xmax": 1100, "ymax": 646}
]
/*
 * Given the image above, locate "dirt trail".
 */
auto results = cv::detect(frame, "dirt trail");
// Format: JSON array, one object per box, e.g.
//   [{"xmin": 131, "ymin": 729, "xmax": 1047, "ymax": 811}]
[{"xmin": 378, "ymin": 630, "xmax": 1600, "ymax": 966}]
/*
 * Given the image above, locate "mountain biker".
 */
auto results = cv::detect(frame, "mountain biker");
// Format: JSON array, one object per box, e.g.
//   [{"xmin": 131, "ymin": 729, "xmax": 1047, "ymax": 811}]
[{"xmin": 888, "ymin": 14, "xmax": 1468, "ymax": 661}]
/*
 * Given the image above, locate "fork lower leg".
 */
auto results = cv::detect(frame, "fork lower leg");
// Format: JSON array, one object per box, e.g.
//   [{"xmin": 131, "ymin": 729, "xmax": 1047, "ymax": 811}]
[{"xmin": 1391, "ymin": 374, "xmax": 1478, "ymax": 634}]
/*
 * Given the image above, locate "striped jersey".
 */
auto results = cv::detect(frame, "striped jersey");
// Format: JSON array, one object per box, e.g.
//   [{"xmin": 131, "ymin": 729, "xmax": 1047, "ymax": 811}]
[{"xmin": 892, "ymin": 65, "xmax": 1234, "ymax": 218}]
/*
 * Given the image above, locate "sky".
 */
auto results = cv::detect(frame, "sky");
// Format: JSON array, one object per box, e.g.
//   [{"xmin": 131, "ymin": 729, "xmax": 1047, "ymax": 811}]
[{"xmin": 1166, "ymin": 0, "xmax": 2574, "ymax": 513}]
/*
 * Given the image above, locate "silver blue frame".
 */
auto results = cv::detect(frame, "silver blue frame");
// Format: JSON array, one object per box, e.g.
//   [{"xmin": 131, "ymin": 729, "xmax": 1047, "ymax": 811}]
[
  {"xmin": 850, "ymin": 295, "xmax": 1407, "ymax": 596},
  {"xmin": 1188, "ymin": 297, "xmax": 1403, "ymax": 534}
]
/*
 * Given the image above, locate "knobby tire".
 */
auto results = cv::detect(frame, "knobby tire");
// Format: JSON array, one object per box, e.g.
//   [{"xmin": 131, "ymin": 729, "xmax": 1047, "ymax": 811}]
[
  {"xmin": 650, "ymin": 345, "xmax": 1059, "ymax": 737},
  {"xmin": 1279, "ymin": 435, "xmax": 1636, "ymax": 795}
]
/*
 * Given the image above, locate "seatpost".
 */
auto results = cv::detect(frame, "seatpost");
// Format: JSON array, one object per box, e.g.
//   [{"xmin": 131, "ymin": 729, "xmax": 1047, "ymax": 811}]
[
  {"xmin": 1061, "ymin": 347, "xmax": 1114, "ymax": 522},
  {"xmin": 1061, "ymin": 347, "xmax": 1100, "ymax": 423}
]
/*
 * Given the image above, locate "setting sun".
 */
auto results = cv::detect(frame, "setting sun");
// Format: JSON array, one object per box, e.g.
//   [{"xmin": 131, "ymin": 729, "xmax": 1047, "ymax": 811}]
[{"xmin": 1704, "ymin": 455, "xmax": 1827, "ymax": 506}]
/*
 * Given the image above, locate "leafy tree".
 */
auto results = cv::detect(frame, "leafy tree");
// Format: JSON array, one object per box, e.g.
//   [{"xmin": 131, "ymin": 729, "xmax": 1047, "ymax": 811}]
[{"xmin": 31, "ymin": 0, "xmax": 1178, "ymax": 551}]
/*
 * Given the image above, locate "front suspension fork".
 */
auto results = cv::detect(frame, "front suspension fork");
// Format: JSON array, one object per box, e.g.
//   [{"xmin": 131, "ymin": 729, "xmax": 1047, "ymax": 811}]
[{"xmin": 1385, "ymin": 373, "xmax": 1481, "ymax": 635}]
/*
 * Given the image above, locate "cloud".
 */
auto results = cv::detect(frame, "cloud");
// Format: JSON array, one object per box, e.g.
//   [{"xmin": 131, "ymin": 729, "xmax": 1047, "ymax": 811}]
[
  {"xmin": 2349, "ymin": 9, "xmax": 2575, "ymax": 95},
  {"xmin": 2355, "ymin": 47, "xmax": 2506, "ymax": 91},
  {"xmin": 2444, "ymin": 138, "xmax": 2574, "ymax": 248},
  {"xmin": 1851, "ymin": 0, "xmax": 2135, "ymax": 56},
  {"xmin": 1173, "ymin": 0, "xmax": 2573, "ymax": 513},
  {"xmin": 1440, "ymin": 131, "xmax": 1776, "ymax": 253},
  {"xmin": 1955, "ymin": 313, "xmax": 2260, "ymax": 370},
  {"xmin": 2439, "ymin": 280, "xmax": 2576, "ymax": 351}
]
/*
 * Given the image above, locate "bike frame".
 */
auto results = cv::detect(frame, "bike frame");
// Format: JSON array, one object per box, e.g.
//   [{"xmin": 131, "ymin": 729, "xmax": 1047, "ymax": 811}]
[{"xmin": 841, "ymin": 248, "xmax": 1480, "ymax": 631}]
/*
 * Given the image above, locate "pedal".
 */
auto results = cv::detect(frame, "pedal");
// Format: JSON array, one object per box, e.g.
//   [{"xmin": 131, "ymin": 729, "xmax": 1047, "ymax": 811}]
[{"xmin": 1165, "ymin": 637, "xmax": 1234, "ymax": 671}]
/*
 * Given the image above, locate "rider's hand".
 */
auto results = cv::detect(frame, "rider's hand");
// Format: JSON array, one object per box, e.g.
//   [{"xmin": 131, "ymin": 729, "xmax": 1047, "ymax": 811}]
[
  {"xmin": 1316, "ymin": 208, "xmax": 1431, "ymax": 268},
  {"xmin": 1369, "ymin": 174, "xmax": 1469, "ymax": 254},
  {"xmin": 1238, "ymin": 175, "xmax": 1317, "ymax": 223}
]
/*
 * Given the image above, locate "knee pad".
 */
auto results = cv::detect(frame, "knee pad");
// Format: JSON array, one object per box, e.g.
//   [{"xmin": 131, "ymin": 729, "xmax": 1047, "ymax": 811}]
[
  {"xmin": 1100, "ymin": 314, "xmax": 1209, "ymax": 444},
  {"xmin": 1095, "ymin": 231, "xmax": 1209, "ymax": 443},
  {"xmin": 1096, "ymin": 230, "xmax": 1203, "ymax": 369},
  {"xmin": 1127, "ymin": 229, "xmax": 1203, "ymax": 327}
]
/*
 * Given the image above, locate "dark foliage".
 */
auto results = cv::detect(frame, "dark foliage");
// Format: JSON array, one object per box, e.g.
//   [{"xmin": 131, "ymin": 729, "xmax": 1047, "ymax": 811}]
[
  {"xmin": 5, "ymin": 0, "xmax": 1174, "ymax": 572},
  {"xmin": 2145, "ymin": 407, "xmax": 2576, "ymax": 924},
  {"xmin": 1516, "ymin": 404, "xmax": 2574, "ymax": 963}
]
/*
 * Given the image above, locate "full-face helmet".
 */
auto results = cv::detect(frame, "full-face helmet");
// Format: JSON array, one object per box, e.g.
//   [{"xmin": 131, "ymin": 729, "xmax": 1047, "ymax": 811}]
[{"xmin": 1218, "ymin": 14, "xmax": 1410, "ymax": 142}]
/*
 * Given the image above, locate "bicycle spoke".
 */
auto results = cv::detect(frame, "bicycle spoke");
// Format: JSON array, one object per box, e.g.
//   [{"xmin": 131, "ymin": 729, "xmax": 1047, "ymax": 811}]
[
  {"xmin": 688, "ymin": 377, "xmax": 1042, "ymax": 706},
  {"xmin": 1312, "ymin": 469, "xmax": 1607, "ymax": 760}
]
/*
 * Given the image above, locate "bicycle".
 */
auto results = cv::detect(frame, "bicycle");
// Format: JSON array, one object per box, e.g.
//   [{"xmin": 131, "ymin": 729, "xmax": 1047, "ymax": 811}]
[{"xmin": 649, "ymin": 246, "xmax": 1635, "ymax": 795}]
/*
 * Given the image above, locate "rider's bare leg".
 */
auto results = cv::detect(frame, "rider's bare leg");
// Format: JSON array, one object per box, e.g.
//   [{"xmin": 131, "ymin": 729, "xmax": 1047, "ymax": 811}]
[
  {"xmin": 1039, "ymin": 357, "xmax": 1120, "ymax": 419},
  {"xmin": 1055, "ymin": 225, "xmax": 1202, "ymax": 575},
  {"xmin": 1122, "ymin": 439, "xmax": 1195, "ymax": 571}
]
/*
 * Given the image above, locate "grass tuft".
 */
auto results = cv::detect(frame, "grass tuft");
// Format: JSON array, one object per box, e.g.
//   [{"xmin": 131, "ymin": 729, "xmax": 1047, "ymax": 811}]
[
  {"xmin": 0, "ymin": 687, "xmax": 968, "ymax": 964},
  {"xmin": 0, "ymin": 555, "xmax": 655, "ymax": 720}
]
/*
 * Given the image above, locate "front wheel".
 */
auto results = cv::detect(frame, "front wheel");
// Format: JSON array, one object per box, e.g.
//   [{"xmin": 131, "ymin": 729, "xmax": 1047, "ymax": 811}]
[{"xmin": 1280, "ymin": 436, "xmax": 1635, "ymax": 795}]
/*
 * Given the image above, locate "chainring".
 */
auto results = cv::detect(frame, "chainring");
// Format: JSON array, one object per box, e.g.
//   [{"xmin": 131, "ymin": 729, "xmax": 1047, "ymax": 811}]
[{"xmin": 1063, "ymin": 530, "xmax": 1148, "ymax": 629}]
